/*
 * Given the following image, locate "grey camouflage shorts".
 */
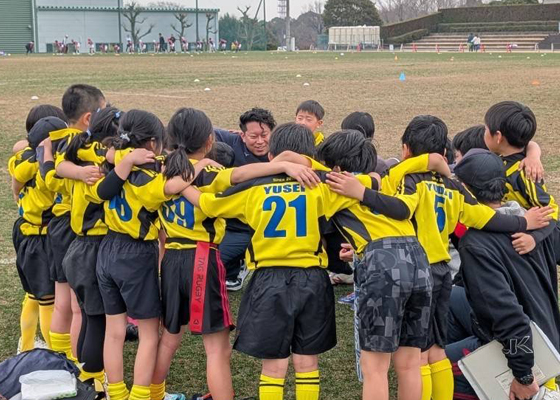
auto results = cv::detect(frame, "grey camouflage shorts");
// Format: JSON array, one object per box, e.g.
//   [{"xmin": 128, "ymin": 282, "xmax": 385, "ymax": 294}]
[{"xmin": 355, "ymin": 236, "xmax": 433, "ymax": 353}]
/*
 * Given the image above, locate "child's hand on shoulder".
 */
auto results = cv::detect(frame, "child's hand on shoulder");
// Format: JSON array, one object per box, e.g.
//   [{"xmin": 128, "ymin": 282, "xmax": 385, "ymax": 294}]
[
  {"xmin": 198, "ymin": 158, "xmax": 223, "ymax": 169},
  {"xmin": 511, "ymin": 232, "xmax": 536, "ymax": 255},
  {"xmin": 79, "ymin": 165, "xmax": 103, "ymax": 186},
  {"xmin": 128, "ymin": 148, "xmax": 156, "ymax": 166},
  {"xmin": 326, "ymin": 171, "xmax": 365, "ymax": 200},
  {"xmin": 519, "ymin": 156, "xmax": 544, "ymax": 183}
]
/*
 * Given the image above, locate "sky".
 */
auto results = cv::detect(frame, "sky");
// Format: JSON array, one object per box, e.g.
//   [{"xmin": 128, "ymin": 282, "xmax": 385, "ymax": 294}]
[{"xmin": 140, "ymin": 0, "xmax": 311, "ymax": 19}]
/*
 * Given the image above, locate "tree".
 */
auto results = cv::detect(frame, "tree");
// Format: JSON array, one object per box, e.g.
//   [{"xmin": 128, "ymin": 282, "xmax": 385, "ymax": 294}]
[
  {"xmin": 237, "ymin": 5, "xmax": 262, "ymax": 50},
  {"xmin": 219, "ymin": 13, "xmax": 242, "ymax": 44},
  {"xmin": 293, "ymin": 11, "xmax": 323, "ymax": 49},
  {"xmin": 171, "ymin": 12, "xmax": 193, "ymax": 39},
  {"xmin": 323, "ymin": 0, "xmax": 384, "ymax": 28},
  {"xmin": 122, "ymin": 1, "xmax": 155, "ymax": 45},
  {"xmin": 206, "ymin": 13, "xmax": 217, "ymax": 48}
]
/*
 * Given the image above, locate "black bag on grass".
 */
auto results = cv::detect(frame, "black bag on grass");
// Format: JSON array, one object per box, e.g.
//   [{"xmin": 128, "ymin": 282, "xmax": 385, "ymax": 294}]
[{"xmin": 0, "ymin": 349, "xmax": 79, "ymax": 399}]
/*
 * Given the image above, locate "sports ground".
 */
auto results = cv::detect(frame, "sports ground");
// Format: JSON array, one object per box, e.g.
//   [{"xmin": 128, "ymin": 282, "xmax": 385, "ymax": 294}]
[{"xmin": 1, "ymin": 50, "xmax": 559, "ymax": 399}]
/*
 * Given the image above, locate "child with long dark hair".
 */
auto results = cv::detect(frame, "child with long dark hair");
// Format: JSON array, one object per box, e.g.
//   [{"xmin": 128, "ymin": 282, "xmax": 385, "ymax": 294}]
[
  {"xmin": 55, "ymin": 107, "xmax": 156, "ymax": 387},
  {"xmin": 151, "ymin": 108, "xmax": 320, "ymax": 400}
]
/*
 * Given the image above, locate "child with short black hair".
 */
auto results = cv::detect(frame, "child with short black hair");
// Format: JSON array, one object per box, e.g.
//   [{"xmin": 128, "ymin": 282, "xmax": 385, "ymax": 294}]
[
  {"xmin": 43, "ymin": 84, "xmax": 106, "ymax": 364},
  {"xmin": 296, "ymin": 100, "xmax": 325, "ymax": 146},
  {"xmin": 451, "ymin": 125, "xmax": 487, "ymax": 163},
  {"xmin": 341, "ymin": 111, "xmax": 375, "ymax": 139},
  {"xmin": 206, "ymin": 142, "xmax": 235, "ymax": 168},
  {"xmin": 484, "ymin": 101, "xmax": 557, "ymax": 220},
  {"xmin": 182, "ymin": 123, "xmax": 381, "ymax": 400}
]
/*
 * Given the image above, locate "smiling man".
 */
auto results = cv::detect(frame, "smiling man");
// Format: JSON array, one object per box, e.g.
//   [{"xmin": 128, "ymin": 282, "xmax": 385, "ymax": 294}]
[
  {"xmin": 215, "ymin": 108, "xmax": 276, "ymax": 167},
  {"xmin": 214, "ymin": 108, "xmax": 277, "ymax": 290}
]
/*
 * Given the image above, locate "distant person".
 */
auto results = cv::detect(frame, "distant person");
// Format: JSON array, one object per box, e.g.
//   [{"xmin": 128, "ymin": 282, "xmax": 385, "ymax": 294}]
[
  {"xmin": 473, "ymin": 34, "xmax": 481, "ymax": 52},
  {"xmin": 467, "ymin": 33, "xmax": 474, "ymax": 52},
  {"xmin": 25, "ymin": 41, "xmax": 34, "ymax": 55},
  {"xmin": 181, "ymin": 36, "xmax": 188, "ymax": 52},
  {"xmin": 158, "ymin": 33, "xmax": 165, "ymax": 52},
  {"xmin": 87, "ymin": 38, "xmax": 95, "ymax": 54},
  {"xmin": 168, "ymin": 34, "xmax": 176, "ymax": 52}
]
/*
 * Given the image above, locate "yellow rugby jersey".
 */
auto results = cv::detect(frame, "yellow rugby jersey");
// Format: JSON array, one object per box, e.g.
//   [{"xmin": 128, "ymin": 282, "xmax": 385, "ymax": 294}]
[
  {"xmin": 395, "ymin": 173, "xmax": 496, "ymax": 264},
  {"xmin": 104, "ymin": 150, "xmax": 171, "ymax": 240},
  {"xmin": 331, "ymin": 203, "xmax": 416, "ymax": 256},
  {"xmin": 502, "ymin": 152, "xmax": 558, "ymax": 220},
  {"xmin": 67, "ymin": 143, "xmax": 110, "ymax": 236},
  {"xmin": 43, "ymin": 128, "xmax": 82, "ymax": 217},
  {"xmin": 160, "ymin": 159, "xmax": 234, "ymax": 250},
  {"xmin": 314, "ymin": 131, "xmax": 325, "ymax": 147},
  {"xmin": 198, "ymin": 173, "xmax": 373, "ymax": 269},
  {"xmin": 9, "ymin": 148, "xmax": 55, "ymax": 235}
]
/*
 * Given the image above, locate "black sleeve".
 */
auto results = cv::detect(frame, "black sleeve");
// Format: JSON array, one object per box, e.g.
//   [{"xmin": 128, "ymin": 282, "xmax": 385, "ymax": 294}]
[
  {"xmin": 460, "ymin": 243, "xmax": 534, "ymax": 378},
  {"xmin": 528, "ymin": 221, "xmax": 556, "ymax": 245},
  {"xmin": 40, "ymin": 160, "xmax": 55, "ymax": 180},
  {"xmin": 361, "ymin": 189, "xmax": 411, "ymax": 220},
  {"xmin": 481, "ymin": 213, "xmax": 527, "ymax": 233},
  {"xmin": 96, "ymin": 170, "xmax": 126, "ymax": 200}
]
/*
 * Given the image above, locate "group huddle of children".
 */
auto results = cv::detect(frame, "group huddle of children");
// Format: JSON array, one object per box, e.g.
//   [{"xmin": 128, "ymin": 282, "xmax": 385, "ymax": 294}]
[{"xmin": 8, "ymin": 83, "xmax": 558, "ymax": 400}]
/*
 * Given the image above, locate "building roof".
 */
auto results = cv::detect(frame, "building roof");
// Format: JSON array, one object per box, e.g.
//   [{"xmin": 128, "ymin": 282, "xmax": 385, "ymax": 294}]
[{"xmin": 37, "ymin": 5, "xmax": 219, "ymax": 13}]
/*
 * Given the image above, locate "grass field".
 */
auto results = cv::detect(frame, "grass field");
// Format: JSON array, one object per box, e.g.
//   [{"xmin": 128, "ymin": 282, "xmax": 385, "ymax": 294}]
[{"xmin": 1, "ymin": 50, "xmax": 559, "ymax": 399}]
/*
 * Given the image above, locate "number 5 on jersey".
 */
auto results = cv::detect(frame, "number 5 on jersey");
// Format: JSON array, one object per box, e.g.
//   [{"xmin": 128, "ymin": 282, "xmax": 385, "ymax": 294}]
[{"xmin": 263, "ymin": 195, "xmax": 307, "ymax": 238}]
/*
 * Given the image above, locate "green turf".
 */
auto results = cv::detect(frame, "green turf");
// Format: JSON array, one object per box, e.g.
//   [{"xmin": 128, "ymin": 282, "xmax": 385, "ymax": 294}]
[{"xmin": 1, "ymin": 50, "xmax": 559, "ymax": 399}]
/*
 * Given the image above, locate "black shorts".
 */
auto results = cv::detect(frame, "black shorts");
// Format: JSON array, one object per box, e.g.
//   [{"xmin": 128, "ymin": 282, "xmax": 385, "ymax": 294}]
[
  {"xmin": 12, "ymin": 218, "xmax": 54, "ymax": 299},
  {"xmin": 96, "ymin": 231, "xmax": 161, "ymax": 319},
  {"xmin": 63, "ymin": 236, "xmax": 105, "ymax": 316},
  {"xmin": 47, "ymin": 214, "xmax": 76, "ymax": 283},
  {"xmin": 233, "ymin": 267, "xmax": 336, "ymax": 359},
  {"xmin": 161, "ymin": 243, "xmax": 234, "ymax": 335},
  {"xmin": 423, "ymin": 262, "xmax": 452, "ymax": 351},
  {"xmin": 355, "ymin": 237, "xmax": 433, "ymax": 353}
]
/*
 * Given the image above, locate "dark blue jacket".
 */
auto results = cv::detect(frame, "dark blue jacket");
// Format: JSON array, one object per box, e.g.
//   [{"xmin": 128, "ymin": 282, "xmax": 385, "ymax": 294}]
[{"xmin": 214, "ymin": 129, "xmax": 269, "ymax": 167}]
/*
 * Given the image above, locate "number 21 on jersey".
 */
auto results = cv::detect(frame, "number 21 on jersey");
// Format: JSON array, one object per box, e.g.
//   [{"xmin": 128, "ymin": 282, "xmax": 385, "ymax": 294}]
[{"xmin": 263, "ymin": 195, "xmax": 307, "ymax": 238}]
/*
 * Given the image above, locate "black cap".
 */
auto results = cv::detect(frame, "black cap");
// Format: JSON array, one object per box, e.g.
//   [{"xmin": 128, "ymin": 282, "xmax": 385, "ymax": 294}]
[
  {"xmin": 454, "ymin": 149, "xmax": 506, "ymax": 190},
  {"xmin": 27, "ymin": 117, "xmax": 68, "ymax": 149}
]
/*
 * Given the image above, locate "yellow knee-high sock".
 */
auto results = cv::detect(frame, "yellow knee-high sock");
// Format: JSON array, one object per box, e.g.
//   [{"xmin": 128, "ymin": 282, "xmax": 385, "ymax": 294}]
[
  {"xmin": 129, "ymin": 385, "xmax": 151, "ymax": 400},
  {"xmin": 80, "ymin": 369, "xmax": 106, "ymax": 384},
  {"xmin": 544, "ymin": 378, "xmax": 558, "ymax": 391},
  {"xmin": 50, "ymin": 332, "xmax": 77, "ymax": 362},
  {"xmin": 108, "ymin": 381, "xmax": 129, "ymax": 400},
  {"xmin": 38, "ymin": 299, "xmax": 54, "ymax": 349},
  {"xmin": 259, "ymin": 375, "xmax": 285, "ymax": 400},
  {"xmin": 431, "ymin": 358, "xmax": 454, "ymax": 400},
  {"xmin": 295, "ymin": 370, "xmax": 320, "ymax": 400},
  {"xmin": 421, "ymin": 364, "xmax": 432, "ymax": 400},
  {"xmin": 150, "ymin": 382, "xmax": 166, "ymax": 400},
  {"xmin": 20, "ymin": 294, "xmax": 40, "ymax": 352}
]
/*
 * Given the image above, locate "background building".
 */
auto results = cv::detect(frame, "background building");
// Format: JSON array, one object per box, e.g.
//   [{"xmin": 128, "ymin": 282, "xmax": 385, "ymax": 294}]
[{"xmin": 0, "ymin": 0, "xmax": 219, "ymax": 53}]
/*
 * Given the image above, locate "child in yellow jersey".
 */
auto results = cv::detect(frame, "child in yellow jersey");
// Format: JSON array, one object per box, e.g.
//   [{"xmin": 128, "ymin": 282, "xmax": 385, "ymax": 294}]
[
  {"xmin": 295, "ymin": 100, "xmax": 325, "ymax": 147},
  {"xmin": 182, "ymin": 124, "xmax": 389, "ymax": 400},
  {"xmin": 483, "ymin": 101, "xmax": 558, "ymax": 243},
  {"xmin": 54, "ymin": 108, "xmax": 154, "ymax": 388},
  {"xmin": 9, "ymin": 115, "xmax": 67, "ymax": 353},
  {"xmin": 151, "ymin": 109, "xmax": 322, "ymax": 400},
  {"xmin": 43, "ymin": 84, "xmax": 106, "ymax": 363}
]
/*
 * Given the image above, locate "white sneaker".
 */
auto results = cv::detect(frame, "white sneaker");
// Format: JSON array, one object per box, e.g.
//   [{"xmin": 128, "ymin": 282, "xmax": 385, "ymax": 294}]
[
  {"xmin": 534, "ymin": 385, "xmax": 560, "ymax": 400},
  {"xmin": 17, "ymin": 337, "xmax": 48, "ymax": 354}
]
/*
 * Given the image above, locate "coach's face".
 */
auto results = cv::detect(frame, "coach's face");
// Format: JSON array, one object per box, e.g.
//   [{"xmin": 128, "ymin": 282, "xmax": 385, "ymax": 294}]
[{"xmin": 241, "ymin": 122, "xmax": 271, "ymax": 156}]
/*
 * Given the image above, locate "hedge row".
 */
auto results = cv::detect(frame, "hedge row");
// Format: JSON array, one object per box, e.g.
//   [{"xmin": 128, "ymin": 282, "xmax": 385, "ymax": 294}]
[
  {"xmin": 437, "ymin": 21, "xmax": 559, "ymax": 33},
  {"xmin": 439, "ymin": 24, "xmax": 557, "ymax": 33},
  {"xmin": 386, "ymin": 29, "xmax": 429, "ymax": 44},
  {"xmin": 440, "ymin": 4, "xmax": 560, "ymax": 23},
  {"xmin": 380, "ymin": 13, "xmax": 442, "ymax": 40}
]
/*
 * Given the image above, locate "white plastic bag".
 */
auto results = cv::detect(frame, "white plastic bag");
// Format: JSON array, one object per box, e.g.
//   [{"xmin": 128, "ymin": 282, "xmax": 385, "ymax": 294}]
[{"xmin": 19, "ymin": 370, "xmax": 77, "ymax": 400}]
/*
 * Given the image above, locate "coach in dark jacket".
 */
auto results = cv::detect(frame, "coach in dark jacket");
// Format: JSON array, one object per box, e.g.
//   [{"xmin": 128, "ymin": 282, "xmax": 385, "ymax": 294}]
[
  {"xmin": 447, "ymin": 150, "xmax": 560, "ymax": 400},
  {"xmin": 214, "ymin": 108, "xmax": 276, "ymax": 290}
]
